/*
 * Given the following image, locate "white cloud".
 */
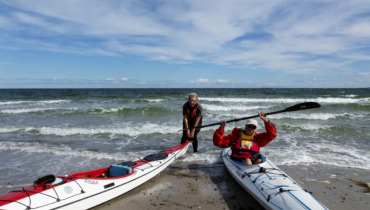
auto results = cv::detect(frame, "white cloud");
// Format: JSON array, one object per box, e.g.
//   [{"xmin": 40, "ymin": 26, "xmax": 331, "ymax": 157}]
[
  {"xmin": 357, "ymin": 72, "xmax": 370, "ymax": 77},
  {"xmin": 216, "ymin": 79, "xmax": 230, "ymax": 83},
  {"xmin": 1, "ymin": 1, "xmax": 370, "ymax": 87},
  {"xmin": 345, "ymin": 21, "xmax": 370, "ymax": 37},
  {"xmin": 194, "ymin": 78, "xmax": 210, "ymax": 83}
]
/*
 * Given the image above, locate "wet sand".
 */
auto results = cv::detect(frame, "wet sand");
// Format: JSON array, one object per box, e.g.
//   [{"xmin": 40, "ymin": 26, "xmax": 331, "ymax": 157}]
[{"xmin": 92, "ymin": 163, "xmax": 370, "ymax": 210}]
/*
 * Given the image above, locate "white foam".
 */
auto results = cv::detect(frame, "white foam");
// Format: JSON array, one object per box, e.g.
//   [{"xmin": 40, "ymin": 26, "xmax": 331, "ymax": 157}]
[
  {"xmin": 344, "ymin": 94, "xmax": 357, "ymax": 98},
  {"xmin": 37, "ymin": 122, "xmax": 182, "ymax": 137},
  {"xmin": 200, "ymin": 97, "xmax": 370, "ymax": 104},
  {"xmin": 266, "ymin": 139, "xmax": 370, "ymax": 170},
  {"xmin": 0, "ymin": 100, "xmax": 70, "ymax": 106},
  {"xmin": 210, "ymin": 112, "xmax": 355, "ymax": 122},
  {"xmin": 0, "ymin": 107, "xmax": 75, "ymax": 114},
  {"xmin": 282, "ymin": 123, "xmax": 336, "ymax": 131},
  {"xmin": 145, "ymin": 99, "xmax": 165, "ymax": 103},
  {"xmin": 0, "ymin": 121, "xmax": 184, "ymax": 137},
  {"xmin": 0, "ymin": 128, "xmax": 21, "ymax": 133},
  {"xmin": 203, "ymin": 104, "xmax": 272, "ymax": 112},
  {"xmin": 315, "ymin": 97, "xmax": 368, "ymax": 104},
  {"xmin": 0, "ymin": 141, "xmax": 148, "ymax": 161},
  {"xmin": 273, "ymin": 112, "xmax": 349, "ymax": 120},
  {"xmin": 98, "ymin": 106, "xmax": 129, "ymax": 113},
  {"xmin": 0, "ymin": 101, "xmax": 32, "ymax": 105},
  {"xmin": 36, "ymin": 100, "xmax": 70, "ymax": 105}
]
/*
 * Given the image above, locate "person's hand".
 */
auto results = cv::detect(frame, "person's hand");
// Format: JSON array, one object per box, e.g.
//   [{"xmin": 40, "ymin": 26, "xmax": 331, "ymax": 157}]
[
  {"xmin": 259, "ymin": 112, "xmax": 269, "ymax": 123},
  {"xmin": 219, "ymin": 120, "xmax": 226, "ymax": 128},
  {"xmin": 186, "ymin": 129, "xmax": 191, "ymax": 138},
  {"xmin": 190, "ymin": 129, "xmax": 195, "ymax": 138}
]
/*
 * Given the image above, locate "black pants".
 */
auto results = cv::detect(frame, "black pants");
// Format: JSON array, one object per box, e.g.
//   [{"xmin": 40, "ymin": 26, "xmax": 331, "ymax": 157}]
[{"xmin": 181, "ymin": 119, "xmax": 202, "ymax": 153}]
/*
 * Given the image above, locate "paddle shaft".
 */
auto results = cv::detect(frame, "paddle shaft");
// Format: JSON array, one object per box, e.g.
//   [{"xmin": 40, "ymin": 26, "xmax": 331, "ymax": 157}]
[{"xmin": 181, "ymin": 102, "xmax": 320, "ymax": 131}]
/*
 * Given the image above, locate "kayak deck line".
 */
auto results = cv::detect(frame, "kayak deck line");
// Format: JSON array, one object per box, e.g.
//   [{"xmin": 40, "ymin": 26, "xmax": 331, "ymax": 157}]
[{"xmin": 243, "ymin": 167, "xmax": 287, "ymax": 183}]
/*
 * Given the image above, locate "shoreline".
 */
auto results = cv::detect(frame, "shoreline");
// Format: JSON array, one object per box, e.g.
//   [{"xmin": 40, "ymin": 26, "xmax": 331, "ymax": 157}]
[{"xmin": 92, "ymin": 163, "xmax": 370, "ymax": 210}]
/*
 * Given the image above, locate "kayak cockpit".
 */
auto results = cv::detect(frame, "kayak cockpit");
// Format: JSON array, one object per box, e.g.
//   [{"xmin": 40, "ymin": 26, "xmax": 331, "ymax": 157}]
[
  {"xmin": 69, "ymin": 164, "xmax": 134, "ymax": 179},
  {"xmin": 228, "ymin": 153, "xmax": 267, "ymax": 166}
]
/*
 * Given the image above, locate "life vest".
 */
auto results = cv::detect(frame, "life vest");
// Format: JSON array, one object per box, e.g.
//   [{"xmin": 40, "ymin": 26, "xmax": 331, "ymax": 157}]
[
  {"xmin": 231, "ymin": 130, "xmax": 257, "ymax": 157},
  {"xmin": 186, "ymin": 102, "xmax": 199, "ymax": 120}
]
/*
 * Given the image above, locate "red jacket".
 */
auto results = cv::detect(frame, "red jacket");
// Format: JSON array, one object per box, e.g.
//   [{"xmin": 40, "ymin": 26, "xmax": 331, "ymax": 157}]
[{"xmin": 213, "ymin": 121, "xmax": 277, "ymax": 159}]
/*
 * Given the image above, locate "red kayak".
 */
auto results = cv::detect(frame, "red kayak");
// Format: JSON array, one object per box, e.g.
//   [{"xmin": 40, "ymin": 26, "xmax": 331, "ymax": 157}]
[{"xmin": 0, "ymin": 141, "xmax": 190, "ymax": 210}]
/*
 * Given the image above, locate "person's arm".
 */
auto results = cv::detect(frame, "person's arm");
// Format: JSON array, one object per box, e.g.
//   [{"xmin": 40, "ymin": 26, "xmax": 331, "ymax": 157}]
[
  {"xmin": 183, "ymin": 115, "xmax": 191, "ymax": 138},
  {"xmin": 190, "ymin": 104, "xmax": 202, "ymax": 138},
  {"xmin": 255, "ymin": 112, "xmax": 277, "ymax": 147},
  {"xmin": 190, "ymin": 116, "xmax": 201, "ymax": 138},
  {"xmin": 213, "ymin": 121, "xmax": 238, "ymax": 148}
]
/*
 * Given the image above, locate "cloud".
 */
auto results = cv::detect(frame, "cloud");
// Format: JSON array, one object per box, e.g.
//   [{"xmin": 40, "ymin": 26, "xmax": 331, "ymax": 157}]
[
  {"xmin": 192, "ymin": 78, "xmax": 211, "ymax": 83},
  {"xmin": 13, "ymin": 12, "xmax": 49, "ymax": 27},
  {"xmin": 216, "ymin": 79, "xmax": 230, "ymax": 83},
  {"xmin": 0, "ymin": 0, "xmax": 369, "ymax": 88},
  {"xmin": 357, "ymin": 72, "xmax": 370, "ymax": 77},
  {"xmin": 345, "ymin": 21, "xmax": 370, "ymax": 37}
]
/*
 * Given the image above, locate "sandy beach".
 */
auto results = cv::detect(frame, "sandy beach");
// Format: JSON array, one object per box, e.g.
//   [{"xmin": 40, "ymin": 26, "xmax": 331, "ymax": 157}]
[{"xmin": 92, "ymin": 162, "xmax": 370, "ymax": 210}]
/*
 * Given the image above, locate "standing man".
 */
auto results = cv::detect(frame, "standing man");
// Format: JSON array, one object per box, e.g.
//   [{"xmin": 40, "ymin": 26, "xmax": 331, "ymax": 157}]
[{"xmin": 181, "ymin": 93, "xmax": 203, "ymax": 153}]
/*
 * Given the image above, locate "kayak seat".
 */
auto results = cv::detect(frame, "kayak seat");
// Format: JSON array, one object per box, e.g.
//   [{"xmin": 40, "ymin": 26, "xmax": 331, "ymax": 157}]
[
  {"xmin": 109, "ymin": 164, "xmax": 132, "ymax": 177},
  {"xmin": 34, "ymin": 174, "xmax": 56, "ymax": 186}
]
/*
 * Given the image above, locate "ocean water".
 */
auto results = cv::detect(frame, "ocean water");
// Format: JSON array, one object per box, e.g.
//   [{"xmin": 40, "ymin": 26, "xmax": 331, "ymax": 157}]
[{"xmin": 0, "ymin": 88, "xmax": 369, "ymax": 195}]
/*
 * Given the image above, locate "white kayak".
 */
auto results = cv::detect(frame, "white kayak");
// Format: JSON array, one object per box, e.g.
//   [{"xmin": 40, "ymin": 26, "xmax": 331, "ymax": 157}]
[
  {"xmin": 222, "ymin": 148, "xmax": 328, "ymax": 210},
  {"xmin": 0, "ymin": 141, "xmax": 190, "ymax": 210}
]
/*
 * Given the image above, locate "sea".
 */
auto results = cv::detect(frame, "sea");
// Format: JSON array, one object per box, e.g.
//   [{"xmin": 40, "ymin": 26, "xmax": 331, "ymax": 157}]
[{"xmin": 0, "ymin": 88, "xmax": 369, "ymax": 195}]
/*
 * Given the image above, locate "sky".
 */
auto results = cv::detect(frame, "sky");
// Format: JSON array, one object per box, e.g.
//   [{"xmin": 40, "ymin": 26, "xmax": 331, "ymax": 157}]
[{"xmin": 0, "ymin": 0, "xmax": 370, "ymax": 88}]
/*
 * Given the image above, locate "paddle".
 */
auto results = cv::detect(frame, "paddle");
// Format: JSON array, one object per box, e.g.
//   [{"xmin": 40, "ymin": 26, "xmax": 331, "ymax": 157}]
[{"xmin": 179, "ymin": 102, "xmax": 320, "ymax": 131}]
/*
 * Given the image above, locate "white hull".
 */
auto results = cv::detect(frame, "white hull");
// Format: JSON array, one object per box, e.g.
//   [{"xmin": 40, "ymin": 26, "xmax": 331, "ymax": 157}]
[
  {"xmin": 0, "ymin": 142, "xmax": 190, "ymax": 210},
  {"xmin": 222, "ymin": 148, "xmax": 328, "ymax": 210}
]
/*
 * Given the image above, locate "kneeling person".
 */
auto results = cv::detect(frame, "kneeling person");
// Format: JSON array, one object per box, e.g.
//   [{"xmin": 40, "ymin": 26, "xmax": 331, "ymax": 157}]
[{"xmin": 213, "ymin": 112, "xmax": 277, "ymax": 164}]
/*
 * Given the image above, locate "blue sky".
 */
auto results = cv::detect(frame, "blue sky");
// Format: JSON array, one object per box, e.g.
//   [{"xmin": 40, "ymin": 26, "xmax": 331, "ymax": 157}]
[{"xmin": 0, "ymin": 0, "xmax": 369, "ymax": 88}]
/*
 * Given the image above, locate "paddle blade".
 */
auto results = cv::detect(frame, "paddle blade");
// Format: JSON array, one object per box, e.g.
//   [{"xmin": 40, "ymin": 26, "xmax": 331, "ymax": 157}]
[{"xmin": 284, "ymin": 102, "xmax": 321, "ymax": 112}]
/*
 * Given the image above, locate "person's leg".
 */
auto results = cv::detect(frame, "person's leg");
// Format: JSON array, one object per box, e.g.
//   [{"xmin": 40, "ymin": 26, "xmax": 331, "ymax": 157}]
[
  {"xmin": 241, "ymin": 158, "xmax": 252, "ymax": 165},
  {"xmin": 192, "ymin": 138, "xmax": 198, "ymax": 153},
  {"xmin": 192, "ymin": 119, "xmax": 201, "ymax": 153},
  {"xmin": 253, "ymin": 159, "xmax": 262, "ymax": 164},
  {"xmin": 250, "ymin": 153, "xmax": 262, "ymax": 164}
]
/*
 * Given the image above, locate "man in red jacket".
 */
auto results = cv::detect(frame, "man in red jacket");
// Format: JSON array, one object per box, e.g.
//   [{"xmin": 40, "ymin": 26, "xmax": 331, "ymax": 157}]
[{"xmin": 213, "ymin": 112, "xmax": 277, "ymax": 164}]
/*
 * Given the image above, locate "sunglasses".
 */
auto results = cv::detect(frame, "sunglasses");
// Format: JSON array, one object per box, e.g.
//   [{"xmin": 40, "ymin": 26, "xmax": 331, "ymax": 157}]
[{"xmin": 246, "ymin": 124, "xmax": 257, "ymax": 129}]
